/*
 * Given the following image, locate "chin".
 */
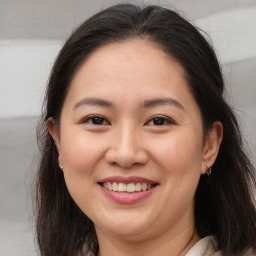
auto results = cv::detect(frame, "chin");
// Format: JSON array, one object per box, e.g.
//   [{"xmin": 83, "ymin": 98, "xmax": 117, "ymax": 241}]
[{"xmin": 94, "ymin": 213, "xmax": 156, "ymax": 240}]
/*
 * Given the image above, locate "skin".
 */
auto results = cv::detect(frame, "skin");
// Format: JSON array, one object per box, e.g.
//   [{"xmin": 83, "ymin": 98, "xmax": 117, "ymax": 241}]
[{"xmin": 48, "ymin": 39, "xmax": 223, "ymax": 256}]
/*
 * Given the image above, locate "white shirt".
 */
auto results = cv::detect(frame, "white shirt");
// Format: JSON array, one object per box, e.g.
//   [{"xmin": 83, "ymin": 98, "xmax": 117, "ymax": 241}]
[
  {"xmin": 186, "ymin": 236, "xmax": 222, "ymax": 256},
  {"xmin": 81, "ymin": 236, "xmax": 222, "ymax": 256}
]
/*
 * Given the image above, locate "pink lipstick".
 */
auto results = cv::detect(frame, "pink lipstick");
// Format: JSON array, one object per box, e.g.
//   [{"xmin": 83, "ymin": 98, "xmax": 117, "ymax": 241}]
[{"xmin": 98, "ymin": 176, "xmax": 159, "ymax": 204}]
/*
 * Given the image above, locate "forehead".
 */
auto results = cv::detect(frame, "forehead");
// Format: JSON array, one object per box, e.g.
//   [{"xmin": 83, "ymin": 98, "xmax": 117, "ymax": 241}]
[{"xmin": 67, "ymin": 39, "xmax": 191, "ymax": 99}]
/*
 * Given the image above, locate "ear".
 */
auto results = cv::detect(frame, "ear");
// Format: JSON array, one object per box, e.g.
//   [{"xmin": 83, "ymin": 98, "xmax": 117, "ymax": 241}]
[
  {"xmin": 46, "ymin": 117, "xmax": 62, "ymax": 166},
  {"xmin": 201, "ymin": 121, "xmax": 223, "ymax": 174}
]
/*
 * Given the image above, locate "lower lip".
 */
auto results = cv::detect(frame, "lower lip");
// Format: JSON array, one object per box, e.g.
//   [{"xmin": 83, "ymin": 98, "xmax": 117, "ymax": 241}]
[{"xmin": 99, "ymin": 185, "xmax": 157, "ymax": 204}]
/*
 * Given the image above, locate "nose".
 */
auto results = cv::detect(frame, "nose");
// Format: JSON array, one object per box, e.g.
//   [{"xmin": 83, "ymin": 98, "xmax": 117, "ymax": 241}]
[{"xmin": 105, "ymin": 125, "xmax": 148, "ymax": 168}]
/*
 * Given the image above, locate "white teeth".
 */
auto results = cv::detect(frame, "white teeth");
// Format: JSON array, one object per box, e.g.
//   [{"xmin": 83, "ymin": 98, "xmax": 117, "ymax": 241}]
[
  {"xmin": 142, "ymin": 183, "xmax": 147, "ymax": 191},
  {"xmin": 107, "ymin": 182, "xmax": 113, "ymax": 190},
  {"xmin": 118, "ymin": 183, "xmax": 127, "ymax": 192},
  {"xmin": 102, "ymin": 182, "xmax": 154, "ymax": 193},
  {"xmin": 127, "ymin": 183, "xmax": 136, "ymax": 192},
  {"xmin": 135, "ymin": 183, "xmax": 141, "ymax": 191},
  {"xmin": 112, "ymin": 182, "xmax": 118, "ymax": 191}
]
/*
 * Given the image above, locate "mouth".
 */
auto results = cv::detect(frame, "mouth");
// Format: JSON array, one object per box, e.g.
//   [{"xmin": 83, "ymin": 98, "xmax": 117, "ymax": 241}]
[
  {"xmin": 99, "ymin": 182, "xmax": 158, "ymax": 193},
  {"xmin": 97, "ymin": 177, "xmax": 159, "ymax": 204}
]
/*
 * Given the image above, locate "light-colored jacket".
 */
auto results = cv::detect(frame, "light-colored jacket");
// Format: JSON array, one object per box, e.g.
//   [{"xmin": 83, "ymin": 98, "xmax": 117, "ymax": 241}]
[
  {"xmin": 81, "ymin": 236, "xmax": 222, "ymax": 256},
  {"xmin": 186, "ymin": 236, "xmax": 222, "ymax": 256}
]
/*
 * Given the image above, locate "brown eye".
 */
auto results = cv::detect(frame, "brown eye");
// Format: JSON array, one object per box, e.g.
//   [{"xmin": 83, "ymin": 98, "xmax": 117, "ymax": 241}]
[
  {"xmin": 146, "ymin": 116, "xmax": 174, "ymax": 126},
  {"xmin": 82, "ymin": 115, "xmax": 110, "ymax": 125}
]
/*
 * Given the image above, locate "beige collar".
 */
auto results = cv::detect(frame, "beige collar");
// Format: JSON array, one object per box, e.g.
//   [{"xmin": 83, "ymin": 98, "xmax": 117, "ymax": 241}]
[{"xmin": 185, "ymin": 236, "xmax": 222, "ymax": 256}]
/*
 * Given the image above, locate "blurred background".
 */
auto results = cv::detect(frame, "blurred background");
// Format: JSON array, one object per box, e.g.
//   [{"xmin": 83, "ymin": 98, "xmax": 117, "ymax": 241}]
[{"xmin": 0, "ymin": 0, "xmax": 255, "ymax": 255}]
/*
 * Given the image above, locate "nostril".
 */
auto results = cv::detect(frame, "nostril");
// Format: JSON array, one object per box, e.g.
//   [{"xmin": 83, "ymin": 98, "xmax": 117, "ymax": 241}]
[{"xmin": 105, "ymin": 149, "xmax": 149, "ymax": 168}]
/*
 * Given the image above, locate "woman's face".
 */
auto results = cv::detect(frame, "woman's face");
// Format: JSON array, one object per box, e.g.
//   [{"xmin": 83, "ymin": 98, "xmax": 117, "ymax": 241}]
[{"xmin": 49, "ymin": 39, "xmax": 220, "ymax": 241}]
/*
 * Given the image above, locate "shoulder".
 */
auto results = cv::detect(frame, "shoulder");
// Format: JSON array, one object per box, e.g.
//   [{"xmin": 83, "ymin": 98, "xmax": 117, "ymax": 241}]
[{"xmin": 186, "ymin": 236, "xmax": 222, "ymax": 256}]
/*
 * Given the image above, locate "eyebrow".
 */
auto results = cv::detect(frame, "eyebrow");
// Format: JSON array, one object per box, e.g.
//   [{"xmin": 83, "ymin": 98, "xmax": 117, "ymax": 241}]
[
  {"xmin": 143, "ymin": 98, "xmax": 184, "ymax": 110},
  {"xmin": 74, "ymin": 98, "xmax": 115, "ymax": 109},
  {"xmin": 73, "ymin": 97, "xmax": 184, "ymax": 110}
]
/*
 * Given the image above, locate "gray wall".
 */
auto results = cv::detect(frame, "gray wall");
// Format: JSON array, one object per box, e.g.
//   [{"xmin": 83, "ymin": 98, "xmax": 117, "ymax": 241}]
[{"xmin": 0, "ymin": 1, "xmax": 255, "ymax": 255}]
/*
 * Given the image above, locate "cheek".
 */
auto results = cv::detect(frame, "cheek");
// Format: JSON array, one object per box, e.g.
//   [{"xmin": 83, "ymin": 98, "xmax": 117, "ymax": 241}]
[
  {"xmin": 150, "ymin": 133, "xmax": 203, "ymax": 214},
  {"xmin": 61, "ymin": 129, "xmax": 104, "ymax": 176},
  {"xmin": 60, "ymin": 131, "xmax": 102, "ymax": 213},
  {"xmin": 59, "ymin": 129, "xmax": 110, "ymax": 208},
  {"xmin": 150, "ymin": 131, "xmax": 203, "ymax": 177}
]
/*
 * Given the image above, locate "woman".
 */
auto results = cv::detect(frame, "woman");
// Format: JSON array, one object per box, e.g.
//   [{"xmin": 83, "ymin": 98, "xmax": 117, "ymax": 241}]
[{"xmin": 35, "ymin": 4, "xmax": 256, "ymax": 256}]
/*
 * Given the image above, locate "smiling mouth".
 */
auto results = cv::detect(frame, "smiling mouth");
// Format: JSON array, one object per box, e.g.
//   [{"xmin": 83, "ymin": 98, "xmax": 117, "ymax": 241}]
[{"xmin": 99, "ymin": 182, "xmax": 158, "ymax": 193}]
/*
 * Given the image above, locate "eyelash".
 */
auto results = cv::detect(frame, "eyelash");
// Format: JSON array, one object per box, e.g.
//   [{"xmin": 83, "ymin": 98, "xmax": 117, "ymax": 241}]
[
  {"xmin": 81, "ymin": 115, "xmax": 175, "ymax": 126},
  {"xmin": 81, "ymin": 115, "xmax": 110, "ymax": 125},
  {"xmin": 145, "ymin": 116, "xmax": 176, "ymax": 126}
]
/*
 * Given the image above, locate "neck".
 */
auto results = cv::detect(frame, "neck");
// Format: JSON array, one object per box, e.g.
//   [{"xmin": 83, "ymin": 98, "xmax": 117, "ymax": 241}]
[{"xmin": 96, "ymin": 224, "xmax": 200, "ymax": 256}]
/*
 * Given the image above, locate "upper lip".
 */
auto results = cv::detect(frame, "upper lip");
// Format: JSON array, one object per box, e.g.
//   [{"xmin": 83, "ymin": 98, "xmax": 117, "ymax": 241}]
[{"xmin": 98, "ymin": 176, "xmax": 158, "ymax": 185}]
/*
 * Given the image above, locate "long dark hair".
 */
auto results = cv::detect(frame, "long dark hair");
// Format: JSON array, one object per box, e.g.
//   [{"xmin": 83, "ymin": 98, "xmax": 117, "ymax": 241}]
[{"xmin": 36, "ymin": 4, "xmax": 256, "ymax": 255}]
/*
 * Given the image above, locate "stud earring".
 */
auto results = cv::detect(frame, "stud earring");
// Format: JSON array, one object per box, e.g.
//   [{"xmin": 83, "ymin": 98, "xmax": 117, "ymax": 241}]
[
  {"xmin": 206, "ymin": 164, "xmax": 212, "ymax": 176},
  {"xmin": 59, "ymin": 165, "xmax": 63, "ymax": 170}
]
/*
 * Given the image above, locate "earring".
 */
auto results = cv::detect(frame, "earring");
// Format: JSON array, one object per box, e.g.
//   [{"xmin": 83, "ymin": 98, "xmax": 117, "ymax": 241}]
[
  {"xmin": 206, "ymin": 164, "xmax": 212, "ymax": 176},
  {"xmin": 59, "ymin": 165, "xmax": 63, "ymax": 170}
]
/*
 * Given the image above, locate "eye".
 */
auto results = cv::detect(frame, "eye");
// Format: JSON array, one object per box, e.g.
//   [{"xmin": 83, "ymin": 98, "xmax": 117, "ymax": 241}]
[
  {"xmin": 82, "ymin": 115, "xmax": 110, "ymax": 125},
  {"xmin": 145, "ymin": 116, "xmax": 174, "ymax": 126}
]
